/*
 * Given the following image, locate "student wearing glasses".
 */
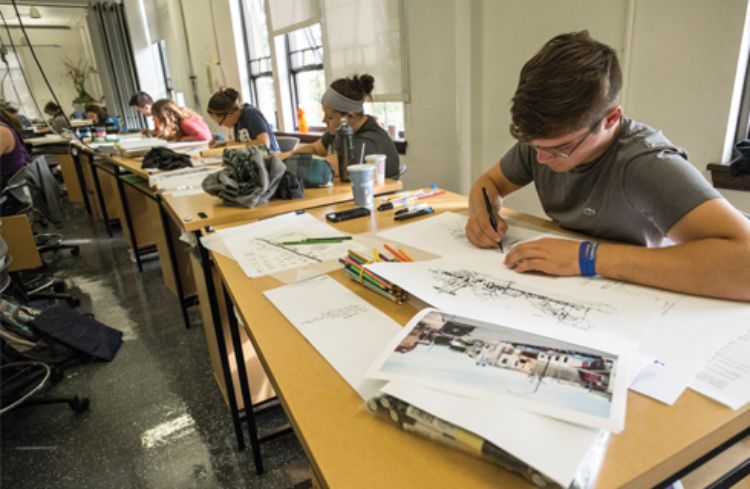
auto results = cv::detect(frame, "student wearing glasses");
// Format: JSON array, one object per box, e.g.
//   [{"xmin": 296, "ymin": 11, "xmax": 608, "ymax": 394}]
[
  {"xmin": 207, "ymin": 88, "xmax": 279, "ymax": 151},
  {"xmin": 282, "ymin": 74, "xmax": 400, "ymax": 178},
  {"xmin": 466, "ymin": 31, "xmax": 750, "ymax": 301}
]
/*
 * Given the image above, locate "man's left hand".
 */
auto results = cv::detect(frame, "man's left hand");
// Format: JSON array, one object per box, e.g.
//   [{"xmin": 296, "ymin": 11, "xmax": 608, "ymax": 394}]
[{"xmin": 504, "ymin": 238, "xmax": 582, "ymax": 276}]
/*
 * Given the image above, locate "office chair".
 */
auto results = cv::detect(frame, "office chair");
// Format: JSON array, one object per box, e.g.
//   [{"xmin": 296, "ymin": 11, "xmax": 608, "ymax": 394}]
[
  {"xmin": 276, "ymin": 136, "xmax": 300, "ymax": 152},
  {"xmin": 2, "ymin": 157, "xmax": 80, "ymax": 258},
  {"xmin": 0, "ymin": 268, "xmax": 89, "ymax": 416}
]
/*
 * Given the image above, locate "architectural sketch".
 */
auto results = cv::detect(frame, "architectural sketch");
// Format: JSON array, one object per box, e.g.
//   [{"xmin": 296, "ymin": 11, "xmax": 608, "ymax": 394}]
[{"xmin": 430, "ymin": 268, "xmax": 613, "ymax": 330}]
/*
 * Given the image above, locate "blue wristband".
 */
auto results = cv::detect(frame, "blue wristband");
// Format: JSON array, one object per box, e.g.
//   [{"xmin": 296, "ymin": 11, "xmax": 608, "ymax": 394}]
[{"xmin": 578, "ymin": 241, "xmax": 599, "ymax": 277}]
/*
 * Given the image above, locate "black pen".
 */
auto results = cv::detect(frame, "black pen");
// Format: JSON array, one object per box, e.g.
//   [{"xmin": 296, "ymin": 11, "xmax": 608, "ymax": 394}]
[
  {"xmin": 481, "ymin": 186, "xmax": 504, "ymax": 252},
  {"xmin": 394, "ymin": 206, "xmax": 434, "ymax": 221}
]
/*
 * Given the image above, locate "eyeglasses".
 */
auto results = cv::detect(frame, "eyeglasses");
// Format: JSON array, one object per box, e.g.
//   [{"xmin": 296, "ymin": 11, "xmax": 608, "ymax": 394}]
[
  {"xmin": 533, "ymin": 115, "xmax": 608, "ymax": 158},
  {"xmin": 533, "ymin": 128, "xmax": 592, "ymax": 159},
  {"xmin": 210, "ymin": 111, "xmax": 231, "ymax": 126}
]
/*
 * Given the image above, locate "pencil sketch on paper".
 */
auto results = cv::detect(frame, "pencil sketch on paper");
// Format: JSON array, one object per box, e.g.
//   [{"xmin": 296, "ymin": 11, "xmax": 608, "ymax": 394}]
[
  {"xmin": 301, "ymin": 304, "xmax": 369, "ymax": 326},
  {"xmin": 429, "ymin": 268, "xmax": 613, "ymax": 330}
]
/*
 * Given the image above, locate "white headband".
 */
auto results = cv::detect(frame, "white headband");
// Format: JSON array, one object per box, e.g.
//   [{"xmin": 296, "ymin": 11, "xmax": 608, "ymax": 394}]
[{"xmin": 321, "ymin": 87, "xmax": 364, "ymax": 113}]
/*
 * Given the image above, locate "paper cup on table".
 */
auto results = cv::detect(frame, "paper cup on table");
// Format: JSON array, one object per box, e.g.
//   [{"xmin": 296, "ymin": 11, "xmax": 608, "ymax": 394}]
[
  {"xmin": 365, "ymin": 154, "xmax": 387, "ymax": 185},
  {"xmin": 348, "ymin": 164, "xmax": 376, "ymax": 208}
]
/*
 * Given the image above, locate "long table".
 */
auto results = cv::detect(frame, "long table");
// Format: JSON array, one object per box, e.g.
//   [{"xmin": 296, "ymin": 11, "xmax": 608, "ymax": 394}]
[{"xmin": 209, "ymin": 194, "xmax": 750, "ymax": 488}]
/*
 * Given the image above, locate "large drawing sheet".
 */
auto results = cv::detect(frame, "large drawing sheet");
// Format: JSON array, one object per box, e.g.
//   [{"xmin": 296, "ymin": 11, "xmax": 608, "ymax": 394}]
[
  {"xmin": 376, "ymin": 211, "xmax": 559, "ymax": 258},
  {"xmin": 201, "ymin": 212, "xmax": 367, "ymax": 278},
  {"xmin": 368, "ymin": 308, "xmax": 631, "ymax": 432},
  {"xmin": 368, "ymin": 256, "xmax": 750, "ymax": 404},
  {"xmin": 381, "ymin": 381, "xmax": 601, "ymax": 488},
  {"xmin": 263, "ymin": 275, "xmax": 400, "ymax": 400},
  {"xmin": 367, "ymin": 256, "xmax": 660, "ymax": 344},
  {"xmin": 690, "ymin": 322, "xmax": 750, "ymax": 409}
]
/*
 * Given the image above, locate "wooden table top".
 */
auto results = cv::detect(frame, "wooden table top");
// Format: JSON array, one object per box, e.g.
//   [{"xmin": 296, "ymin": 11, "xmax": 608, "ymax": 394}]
[
  {"xmin": 162, "ymin": 178, "xmax": 403, "ymax": 232},
  {"xmin": 210, "ymin": 194, "xmax": 750, "ymax": 489}
]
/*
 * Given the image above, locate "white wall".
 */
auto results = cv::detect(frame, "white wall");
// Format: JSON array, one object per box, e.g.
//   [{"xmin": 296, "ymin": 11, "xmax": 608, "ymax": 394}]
[
  {"xmin": 1, "ymin": 24, "xmax": 102, "ymax": 115},
  {"xmin": 405, "ymin": 0, "xmax": 750, "ymax": 217}
]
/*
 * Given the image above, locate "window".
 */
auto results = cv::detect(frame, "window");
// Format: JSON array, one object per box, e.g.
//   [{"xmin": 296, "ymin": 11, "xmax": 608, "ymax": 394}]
[
  {"xmin": 0, "ymin": 52, "xmax": 39, "ymax": 119},
  {"xmin": 286, "ymin": 24, "xmax": 324, "ymax": 130},
  {"xmin": 365, "ymin": 101, "xmax": 405, "ymax": 139},
  {"xmin": 239, "ymin": 0, "xmax": 278, "ymax": 128}
]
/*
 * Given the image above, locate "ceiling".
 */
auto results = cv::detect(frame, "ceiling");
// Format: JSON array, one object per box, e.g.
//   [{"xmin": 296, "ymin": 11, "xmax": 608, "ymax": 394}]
[{"xmin": 0, "ymin": 4, "xmax": 87, "ymax": 29}]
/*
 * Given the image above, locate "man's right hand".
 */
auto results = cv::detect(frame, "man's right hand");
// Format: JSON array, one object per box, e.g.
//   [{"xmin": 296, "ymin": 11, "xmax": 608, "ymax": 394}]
[{"xmin": 465, "ymin": 210, "xmax": 508, "ymax": 248}]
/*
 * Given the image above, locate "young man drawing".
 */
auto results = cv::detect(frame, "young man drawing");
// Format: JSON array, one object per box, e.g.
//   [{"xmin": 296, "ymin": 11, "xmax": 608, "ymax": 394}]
[{"xmin": 466, "ymin": 31, "xmax": 750, "ymax": 302}]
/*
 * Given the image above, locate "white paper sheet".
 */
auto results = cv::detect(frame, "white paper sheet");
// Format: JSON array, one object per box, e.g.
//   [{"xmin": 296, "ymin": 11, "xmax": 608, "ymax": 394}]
[
  {"xmin": 690, "ymin": 322, "xmax": 750, "ymax": 409},
  {"xmin": 264, "ymin": 275, "xmax": 401, "ymax": 400},
  {"xmin": 368, "ymin": 256, "xmax": 750, "ymax": 405},
  {"xmin": 376, "ymin": 211, "xmax": 556, "ymax": 258},
  {"xmin": 368, "ymin": 308, "xmax": 632, "ymax": 432},
  {"xmin": 201, "ymin": 213, "xmax": 367, "ymax": 278}
]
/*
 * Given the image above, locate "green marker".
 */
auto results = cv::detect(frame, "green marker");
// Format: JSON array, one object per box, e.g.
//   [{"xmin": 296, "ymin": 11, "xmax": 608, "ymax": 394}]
[{"xmin": 281, "ymin": 236, "xmax": 352, "ymax": 245}]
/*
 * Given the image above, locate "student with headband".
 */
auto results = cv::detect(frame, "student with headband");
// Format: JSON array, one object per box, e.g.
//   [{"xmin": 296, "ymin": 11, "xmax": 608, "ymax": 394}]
[
  {"xmin": 207, "ymin": 88, "xmax": 279, "ymax": 151},
  {"xmin": 282, "ymin": 73, "xmax": 400, "ymax": 178}
]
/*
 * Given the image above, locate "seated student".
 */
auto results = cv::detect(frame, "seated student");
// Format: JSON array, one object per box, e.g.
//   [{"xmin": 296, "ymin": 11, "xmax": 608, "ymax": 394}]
[
  {"xmin": 282, "ymin": 73, "xmax": 400, "ymax": 178},
  {"xmin": 84, "ymin": 103, "xmax": 120, "ymax": 132},
  {"xmin": 1, "ymin": 103, "xmax": 31, "ymax": 127},
  {"xmin": 206, "ymin": 88, "xmax": 279, "ymax": 151},
  {"xmin": 0, "ymin": 107, "xmax": 29, "ymax": 214},
  {"xmin": 151, "ymin": 99, "xmax": 211, "ymax": 142},
  {"xmin": 43, "ymin": 102, "xmax": 70, "ymax": 132},
  {"xmin": 465, "ymin": 31, "xmax": 750, "ymax": 302},
  {"xmin": 129, "ymin": 91, "xmax": 158, "ymax": 134}
]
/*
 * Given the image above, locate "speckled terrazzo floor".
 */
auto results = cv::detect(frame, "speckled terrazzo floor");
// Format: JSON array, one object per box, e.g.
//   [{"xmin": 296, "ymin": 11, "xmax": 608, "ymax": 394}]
[{"xmin": 1, "ymin": 200, "xmax": 311, "ymax": 489}]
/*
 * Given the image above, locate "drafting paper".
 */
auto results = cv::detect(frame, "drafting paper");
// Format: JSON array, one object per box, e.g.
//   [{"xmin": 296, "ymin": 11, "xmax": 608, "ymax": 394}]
[
  {"xmin": 368, "ymin": 308, "xmax": 631, "ymax": 431},
  {"xmin": 381, "ymin": 381, "xmax": 601, "ymax": 488},
  {"xmin": 690, "ymin": 322, "xmax": 750, "ymax": 409},
  {"xmin": 367, "ymin": 256, "xmax": 660, "ymax": 344},
  {"xmin": 376, "ymin": 211, "xmax": 557, "ymax": 258},
  {"xmin": 201, "ymin": 213, "xmax": 367, "ymax": 278},
  {"xmin": 627, "ymin": 294, "xmax": 749, "ymax": 405},
  {"xmin": 264, "ymin": 275, "xmax": 400, "ymax": 400}
]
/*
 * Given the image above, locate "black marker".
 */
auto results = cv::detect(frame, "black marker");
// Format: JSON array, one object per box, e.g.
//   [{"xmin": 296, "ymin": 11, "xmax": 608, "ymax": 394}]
[
  {"xmin": 394, "ymin": 206, "xmax": 434, "ymax": 221},
  {"xmin": 482, "ymin": 187, "xmax": 504, "ymax": 252}
]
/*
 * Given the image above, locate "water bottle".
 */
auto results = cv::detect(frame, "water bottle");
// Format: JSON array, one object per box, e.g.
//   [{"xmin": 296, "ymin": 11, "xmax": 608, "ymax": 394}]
[{"xmin": 336, "ymin": 117, "xmax": 354, "ymax": 182}]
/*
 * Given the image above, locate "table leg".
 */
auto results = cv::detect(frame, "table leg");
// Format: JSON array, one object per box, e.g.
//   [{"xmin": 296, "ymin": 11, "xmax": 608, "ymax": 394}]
[
  {"xmin": 88, "ymin": 154, "xmax": 112, "ymax": 237},
  {"xmin": 196, "ymin": 232, "xmax": 246, "ymax": 451},
  {"xmin": 115, "ymin": 168, "xmax": 143, "ymax": 272},
  {"xmin": 159, "ymin": 199, "xmax": 191, "ymax": 329}
]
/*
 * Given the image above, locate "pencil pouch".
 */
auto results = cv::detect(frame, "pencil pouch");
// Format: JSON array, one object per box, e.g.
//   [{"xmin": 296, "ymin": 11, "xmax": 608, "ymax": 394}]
[
  {"xmin": 366, "ymin": 393, "xmax": 609, "ymax": 489},
  {"xmin": 283, "ymin": 153, "xmax": 333, "ymax": 187}
]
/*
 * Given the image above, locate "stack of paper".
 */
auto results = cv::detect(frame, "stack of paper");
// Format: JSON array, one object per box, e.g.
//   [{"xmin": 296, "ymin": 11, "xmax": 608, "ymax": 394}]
[
  {"xmin": 114, "ymin": 137, "xmax": 208, "ymax": 156},
  {"xmin": 369, "ymin": 212, "xmax": 750, "ymax": 409},
  {"xmin": 148, "ymin": 166, "xmax": 221, "ymax": 194}
]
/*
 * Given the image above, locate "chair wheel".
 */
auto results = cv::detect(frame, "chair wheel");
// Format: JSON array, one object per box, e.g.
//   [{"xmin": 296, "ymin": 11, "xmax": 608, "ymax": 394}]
[
  {"xmin": 70, "ymin": 247, "xmax": 80, "ymax": 257},
  {"xmin": 69, "ymin": 396, "xmax": 90, "ymax": 414},
  {"xmin": 66, "ymin": 297, "xmax": 81, "ymax": 308}
]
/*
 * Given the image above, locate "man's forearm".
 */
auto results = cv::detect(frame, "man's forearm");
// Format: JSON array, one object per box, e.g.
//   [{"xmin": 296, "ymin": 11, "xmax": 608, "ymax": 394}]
[{"xmin": 597, "ymin": 239, "xmax": 750, "ymax": 301}]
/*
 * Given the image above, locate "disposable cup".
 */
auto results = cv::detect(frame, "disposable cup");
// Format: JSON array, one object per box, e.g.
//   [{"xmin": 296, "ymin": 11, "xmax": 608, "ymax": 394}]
[
  {"xmin": 348, "ymin": 164, "xmax": 376, "ymax": 208},
  {"xmin": 365, "ymin": 154, "xmax": 387, "ymax": 185}
]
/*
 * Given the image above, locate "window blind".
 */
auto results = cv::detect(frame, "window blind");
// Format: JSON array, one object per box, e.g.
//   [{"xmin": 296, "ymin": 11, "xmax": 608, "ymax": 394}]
[
  {"xmin": 267, "ymin": 0, "xmax": 320, "ymax": 37},
  {"xmin": 321, "ymin": 0, "xmax": 408, "ymax": 102}
]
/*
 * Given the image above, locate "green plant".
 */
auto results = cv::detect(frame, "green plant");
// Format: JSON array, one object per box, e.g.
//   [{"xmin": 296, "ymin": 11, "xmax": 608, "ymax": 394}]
[{"xmin": 64, "ymin": 58, "xmax": 98, "ymax": 105}]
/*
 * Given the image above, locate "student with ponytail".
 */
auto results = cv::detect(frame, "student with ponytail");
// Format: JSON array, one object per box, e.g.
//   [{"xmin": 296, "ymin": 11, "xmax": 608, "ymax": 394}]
[
  {"xmin": 283, "ymin": 73, "xmax": 400, "ymax": 178},
  {"xmin": 207, "ymin": 88, "xmax": 279, "ymax": 151}
]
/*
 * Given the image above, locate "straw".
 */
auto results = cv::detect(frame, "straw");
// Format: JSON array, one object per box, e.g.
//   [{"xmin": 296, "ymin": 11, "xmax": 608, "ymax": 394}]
[{"xmin": 359, "ymin": 142, "xmax": 366, "ymax": 164}]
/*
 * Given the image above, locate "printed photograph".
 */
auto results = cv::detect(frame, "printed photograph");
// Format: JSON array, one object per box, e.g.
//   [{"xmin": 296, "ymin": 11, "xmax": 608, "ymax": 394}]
[{"xmin": 373, "ymin": 309, "xmax": 621, "ymax": 424}]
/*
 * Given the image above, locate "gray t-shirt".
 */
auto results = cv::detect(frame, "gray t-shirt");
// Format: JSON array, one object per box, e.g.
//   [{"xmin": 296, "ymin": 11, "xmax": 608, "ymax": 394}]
[
  {"xmin": 322, "ymin": 115, "xmax": 401, "ymax": 178},
  {"xmin": 500, "ymin": 117, "xmax": 721, "ymax": 246}
]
